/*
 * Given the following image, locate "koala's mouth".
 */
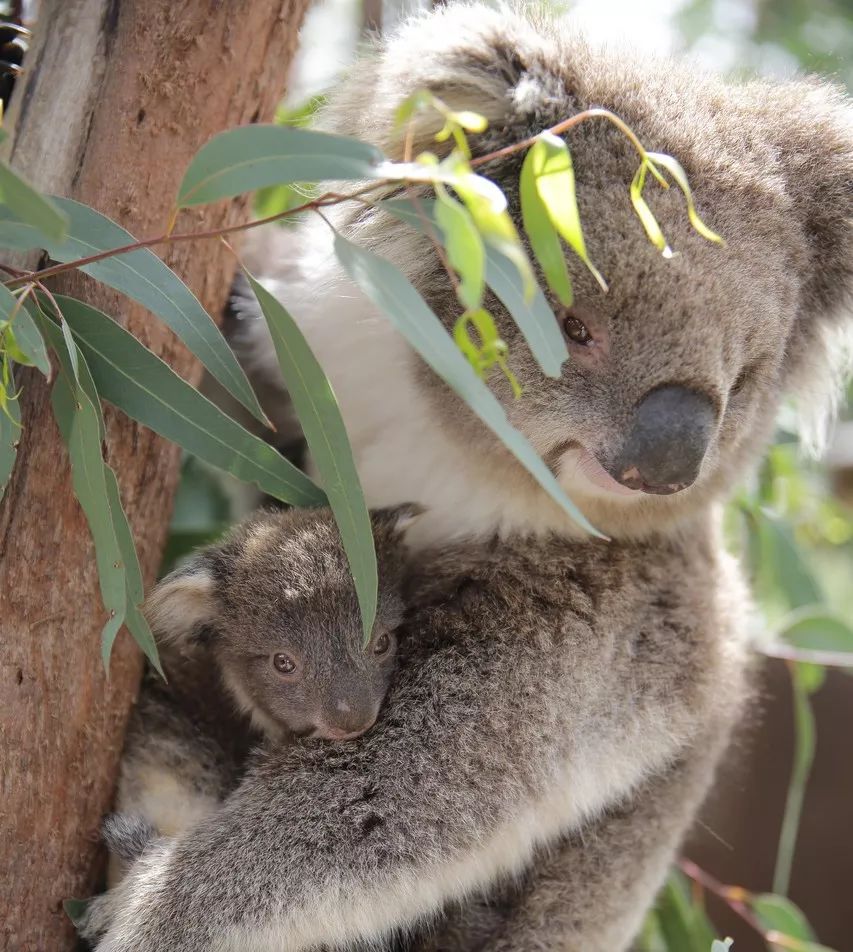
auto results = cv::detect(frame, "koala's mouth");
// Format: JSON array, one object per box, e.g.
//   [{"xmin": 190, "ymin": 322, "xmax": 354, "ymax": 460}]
[
  {"xmin": 555, "ymin": 445, "xmax": 694, "ymax": 498},
  {"xmin": 573, "ymin": 449, "xmax": 644, "ymax": 497}
]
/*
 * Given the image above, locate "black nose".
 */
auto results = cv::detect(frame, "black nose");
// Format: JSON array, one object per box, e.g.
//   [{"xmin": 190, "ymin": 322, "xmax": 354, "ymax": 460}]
[{"xmin": 608, "ymin": 385, "xmax": 716, "ymax": 494}]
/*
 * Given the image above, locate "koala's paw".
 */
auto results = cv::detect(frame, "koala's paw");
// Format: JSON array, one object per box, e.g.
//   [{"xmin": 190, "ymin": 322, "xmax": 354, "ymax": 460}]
[{"xmin": 76, "ymin": 891, "xmax": 120, "ymax": 945}]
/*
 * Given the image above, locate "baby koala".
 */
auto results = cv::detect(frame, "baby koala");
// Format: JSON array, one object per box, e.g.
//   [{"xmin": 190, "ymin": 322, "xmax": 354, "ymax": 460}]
[
  {"xmin": 148, "ymin": 503, "xmax": 418, "ymax": 742},
  {"xmin": 107, "ymin": 503, "xmax": 418, "ymax": 874}
]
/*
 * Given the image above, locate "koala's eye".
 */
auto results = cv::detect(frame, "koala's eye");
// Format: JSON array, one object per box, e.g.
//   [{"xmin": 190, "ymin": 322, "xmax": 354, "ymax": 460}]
[
  {"xmin": 272, "ymin": 652, "xmax": 297, "ymax": 674},
  {"xmin": 562, "ymin": 312, "xmax": 592, "ymax": 346},
  {"xmin": 373, "ymin": 632, "xmax": 391, "ymax": 656}
]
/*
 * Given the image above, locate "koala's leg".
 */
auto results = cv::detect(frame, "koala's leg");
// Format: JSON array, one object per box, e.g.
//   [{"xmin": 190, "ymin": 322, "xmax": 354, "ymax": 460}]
[{"xmin": 413, "ymin": 726, "xmax": 732, "ymax": 952}]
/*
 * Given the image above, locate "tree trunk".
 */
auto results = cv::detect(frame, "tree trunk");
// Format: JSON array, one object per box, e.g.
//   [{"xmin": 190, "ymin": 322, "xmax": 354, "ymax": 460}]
[{"xmin": 0, "ymin": 2, "xmax": 309, "ymax": 948}]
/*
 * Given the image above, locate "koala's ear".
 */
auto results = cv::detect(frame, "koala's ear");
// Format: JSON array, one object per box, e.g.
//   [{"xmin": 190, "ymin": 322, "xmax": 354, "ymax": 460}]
[
  {"xmin": 144, "ymin": 558, "xmax": 217, "ymax": 646},
  {"xmin": 371, "ymin": 503, "xmax": 426, "ymax": 537},
  {"xmin": 761, "ymin": 80, "xmax": 853, "ymax": 325},
  {"xmin": 317, "ymin": 5, "xmax": 545, "ymax": 159}
]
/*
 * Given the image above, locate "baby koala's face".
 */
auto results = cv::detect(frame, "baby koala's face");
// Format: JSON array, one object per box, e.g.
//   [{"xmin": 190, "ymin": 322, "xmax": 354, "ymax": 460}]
[{"xmin": 146, "ymin": 506, "xmax": 418, "ymax": 742}]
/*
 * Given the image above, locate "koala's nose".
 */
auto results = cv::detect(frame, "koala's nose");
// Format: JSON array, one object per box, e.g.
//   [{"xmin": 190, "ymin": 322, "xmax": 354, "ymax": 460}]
[
  {"xmin": 321, "ymin": 701, "xmax": 378, "ymax": 741},
  {"xmin": 609, "ymin": 385, "xmax": 716, "ymax": 494}
]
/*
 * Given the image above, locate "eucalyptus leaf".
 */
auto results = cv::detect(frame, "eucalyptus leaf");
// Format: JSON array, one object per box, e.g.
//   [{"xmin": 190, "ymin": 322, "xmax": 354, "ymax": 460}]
[
  {"xmin": 382, "ymin": 198, "xmax": 567, "ymax": 377},
  {"xmin": 654, "ymin": 872, "xmax": 717, "ymax": 952},
  {"xmin": 523, "ymin": 134, "xmax": 607, "ymax": 291},
  {"xmin": 0, "ymin": 159, "xmax": 68, "ymax": 241},
  {"xmin": 630, "ymin": 162, "xmax": 672, "ymax": 258},
  {"xmin": 36, "ymin": 294, "xmax": 324, "ymax": 510},
  {"xmin": 521, "ymin": 143, "xmax": 574, "ymax": 306},
  {"xmin": 334, "ymin": 234, "xmax": 602, "ymax": 537},
  {"xmin": 0, "ymin": 370, "xmax": 20, "ymax": 503},
  {"xmin": 0, "ymin": 285, "xmax": 50, "ymax": 377},
  {"xmin": 246, "ymin": 274, "xmax": 377, "ymax": 642},
  {"xmin": 646, "ymin": 152, "xmax": 724, "ymax": 245},
  {"xmin": 50, "ymin": 342, "xmax": 133, "ymax": 668},
  {"xmin": 435, "ymin": 192, "xmax": 485, "ymax": 310},
  {"xmin": 0, "ymin": 198, "xmax": 269, "ymax": 426},
  {"xmin": 778, "ymin": 609, "xmax": 853, "ymax": 654},
  {"xmin": 178, "ymin": 125, "xmax": 383, "ymax": 206},
  {"xmin": 751, "ymin": 894, "xmax": 815, "ymax": 942}
]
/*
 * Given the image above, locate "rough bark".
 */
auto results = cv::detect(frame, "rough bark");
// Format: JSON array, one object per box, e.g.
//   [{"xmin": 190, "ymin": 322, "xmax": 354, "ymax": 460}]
[{"xmin": 0, "ymin": 1, "xmax": 310, "ymax": 949}]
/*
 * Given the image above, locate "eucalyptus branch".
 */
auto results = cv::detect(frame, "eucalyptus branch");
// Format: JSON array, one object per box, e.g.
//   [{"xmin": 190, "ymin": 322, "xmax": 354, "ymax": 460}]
[
  {"xmin": 679, "ymin": 859, "xmax": 819, "ymax": 952},
  {"xmin": 2, "ymin": 106, "xmax": 659, "ymax": 294}
]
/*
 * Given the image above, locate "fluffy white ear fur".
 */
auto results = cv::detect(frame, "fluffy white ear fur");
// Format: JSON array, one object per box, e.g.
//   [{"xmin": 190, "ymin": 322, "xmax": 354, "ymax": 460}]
[{"xmin": 144, "ymin": 567, "xmax": 216, "ymax": 645}]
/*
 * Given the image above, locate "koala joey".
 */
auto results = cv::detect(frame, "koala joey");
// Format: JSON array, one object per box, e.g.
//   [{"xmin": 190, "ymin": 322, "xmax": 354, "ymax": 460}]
[
  {"xmin": 85, "ymin": 4, "xmax": 853, "ymax": 951},
  {"xmin": 109, "ymin": 504, "xmax": 415, "ymax": 861}
]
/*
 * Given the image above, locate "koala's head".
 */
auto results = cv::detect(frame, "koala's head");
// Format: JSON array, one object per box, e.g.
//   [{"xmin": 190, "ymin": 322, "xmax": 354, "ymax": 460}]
[
  {"xmin": 145, "ymin": 506, "xmax": 419, "ymax": 741},
  {"xmin": 330, "ymin": 5, "xmax": 853, "ymax": 537}
]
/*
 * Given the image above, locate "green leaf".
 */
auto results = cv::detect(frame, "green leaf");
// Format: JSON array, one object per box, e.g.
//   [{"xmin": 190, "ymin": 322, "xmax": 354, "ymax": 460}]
[
  {"xmin": 246, "ymin": 274, "xmax": 377, "ymax": 642},
  {"xmin": 0, "ymin": 198, "xmax": 269, "ymax": 426},
  {"xmin": 63, "ymin": 898, "xmax": 91, "ymax": 928},
  {"xmin": 50, "ymin": 340, "xmax": 134, "ymax": 668},
  {"xmin": 751, "ymin": 894, "xmax": 815, "ymax": 942},
  {"xmin": 654, "ymin": 871, "xmax": 717, "ymax": 952},
  {"xmin": 710, "ymin": 941, "xmax": 733, "ymax": 952},
  {"xmin": 382, "ymin": 198, "xmax": 568, "ymax": 378},
  {"xmin": 36, "ymin": 294, "xmax": 325, "ymax": 510},
  {"xmin": 521, "ymin": 143, "xmax": 574, "ymax": 306},
  {"xmin": 523, "ymin": 134, "xmax": 607, "ymax": 292},
  {"xmin": 773, "ymin": 662, "xmax": 819, "ymax": 896},
  {"xmin": 779, "ymin": 608, "xmax": 853, "ymax": 654},
  {"xmin": 435, "ymin": 191, "xmax": 485, "ymax": 310},
  {"xmin": 334, "ymin": 235, "xmax": 603, "ymax": 537},
  {"xmin": 449, "ymin": 161, "xmax": 537, "ymax": 300},
  {"xmin": 0, "ymin": 369, "xmax": 20, "ymax": 503},
  {"xmin": 0, "ymin": 285, "xmax": 50, "ymax": 377},
  {"xmin": 646, "ymin": 152, "xmax": 724, "ymax": 245},
  {"xmin": 178, "ymin": 125, "xmax": 383, "ymax": 206},
  {"xmin": 630, "ymin": 162, "xmax": 673, "ymax": 258},
  {"xmin": 0, "ymin": 159, "xmax": 68, "ymax": 241},
  {"xmin": 752, "ymin": 510, "xmax": 823, "ymax": 611}
]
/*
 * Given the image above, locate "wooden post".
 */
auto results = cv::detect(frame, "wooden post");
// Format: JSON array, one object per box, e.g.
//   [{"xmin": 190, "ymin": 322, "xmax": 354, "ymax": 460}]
[{"xmin": 0, "ymin": 2, "xmax": 310, "ymax": 948}]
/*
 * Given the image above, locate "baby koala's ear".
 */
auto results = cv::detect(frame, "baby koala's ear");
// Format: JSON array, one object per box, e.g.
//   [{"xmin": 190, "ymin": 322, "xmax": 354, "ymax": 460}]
[
  {"xmin": 144, "ymin": 555, "xmax": 217, "ymax": 647},
  {"xmin": 371, "ymin": 503, "xmax": 426, "ymax": 537}
]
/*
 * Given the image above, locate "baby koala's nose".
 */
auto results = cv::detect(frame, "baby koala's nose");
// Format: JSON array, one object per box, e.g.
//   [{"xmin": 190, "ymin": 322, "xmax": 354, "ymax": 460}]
[{"xmin": 319, "ymin": 701, "xmax": 378, "ymax": 741}]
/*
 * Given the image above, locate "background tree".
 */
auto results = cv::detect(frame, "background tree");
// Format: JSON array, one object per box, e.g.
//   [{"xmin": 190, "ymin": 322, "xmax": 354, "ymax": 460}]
[{"xmin": 0, "ymin": 2, "xmax": 309, "ymax": 949}]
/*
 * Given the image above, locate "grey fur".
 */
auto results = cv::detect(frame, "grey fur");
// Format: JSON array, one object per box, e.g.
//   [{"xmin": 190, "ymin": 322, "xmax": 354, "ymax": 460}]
[
  {"xmin": 110, "ymin": 505, "xmax": 413, "ymax": 846},
  {"xmin": 84, "ymin": 4, "xmax": 853, "ymax": 950}
]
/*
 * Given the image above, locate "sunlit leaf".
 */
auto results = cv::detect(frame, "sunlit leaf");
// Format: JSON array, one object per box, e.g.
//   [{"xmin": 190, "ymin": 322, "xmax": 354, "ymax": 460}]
[
  {"xmin": 0, "ymin": 198, "xmax": 270, "ymax": 426},
  {"xmin": 523, "ymin": 134, "xmax": 607, "ymax": 291},
  {"xmin": 178, "ymin": 125, "xmax": 383, "ymax": 206},
  {"xmin": 334, "ymin": 234, "xmax": 602, "ymax": 537},
  {"xmin": 382, "ymin": 198, "xmax": 568, "ymax": 377},
  {"xmin": 0, "ymin": 367, "xmax": 20, "ymax": 503},
  {"xmin": 521, "ymin": 141, "xmax": 573, "ymax": 306},
  {"xmin": 630, "ymin": 162, "xmax": 673, "ymax": 258},
  {"xmin": 435, "ymin": 191, "xmax": 485, "ymax": 310},
  {"xmin": 246, "ymin": 274, "xmax": 377, "ymax": 642},
  {"xmin": 0, "ymin": 159, "xmax": 68, "ymax": 241},
  {"xmin": 36, "ymin": 295, "xmax": 325, "ymax": 510},
  {"xmin": 646, "ymin": 152, "xmax": 724, "ymax": 245},
  {"xmin": 710, "ymin": 940, "xmax": 733, "ymax": 952}
]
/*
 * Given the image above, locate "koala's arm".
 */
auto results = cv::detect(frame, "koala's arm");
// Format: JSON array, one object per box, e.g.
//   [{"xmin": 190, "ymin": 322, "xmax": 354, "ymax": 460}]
[
  {"xmin": 413, "ymin": 724, "xmax": 731, "ymax": 952},
  {"xmin": 81, "ymin": 605, "xmax": 665, "ymax": 952}
]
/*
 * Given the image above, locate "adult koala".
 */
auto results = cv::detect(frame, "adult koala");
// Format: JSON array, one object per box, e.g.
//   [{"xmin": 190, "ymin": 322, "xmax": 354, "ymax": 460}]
[{"xmin": 84, "ymin": 4, "xmax": 853, "ymax": 950}]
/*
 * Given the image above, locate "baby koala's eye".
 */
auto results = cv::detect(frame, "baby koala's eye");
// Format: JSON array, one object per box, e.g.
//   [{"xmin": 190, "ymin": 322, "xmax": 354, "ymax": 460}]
[
  {"xmin": 272, "ymin": 652, "xmax": 297, "ymax": 674},
  {"xmin": 372, "ymin": 632, "xmax": 391, "ymax": 656},
  {"xmin": 561, "ymin": 310, "xmax": 592, "ymax": 346}
]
